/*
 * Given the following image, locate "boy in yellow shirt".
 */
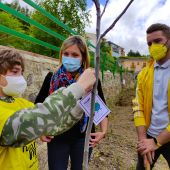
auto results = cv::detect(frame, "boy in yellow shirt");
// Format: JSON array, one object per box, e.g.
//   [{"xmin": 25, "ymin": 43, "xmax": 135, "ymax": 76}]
[{"xmin": 0, "ymin": 49, "xmax": 96, "ymax": 170}]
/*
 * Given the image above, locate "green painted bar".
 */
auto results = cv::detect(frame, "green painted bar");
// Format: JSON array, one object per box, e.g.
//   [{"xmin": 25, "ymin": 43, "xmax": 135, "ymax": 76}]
[
  {"xmin": 0, "ymin": 2, "xmax": 65, "ymax": 41},
  {"xmin": 23, "ymin": 0, "xmax": 77, "ymax": 35},
  {"xmin": 1, "ymin": 1, "xmax": 96, "ymax": 50},
  {"xmin": 0, "ymin": 25, "xmax": 60, "ymax": 52},
  {"xmin": 0, "ymin": 1, "xmax": 95, "ymax": 52},
  {"xmin": 87, "ymin": 40, "xmax": 96, "ymax": 49}
]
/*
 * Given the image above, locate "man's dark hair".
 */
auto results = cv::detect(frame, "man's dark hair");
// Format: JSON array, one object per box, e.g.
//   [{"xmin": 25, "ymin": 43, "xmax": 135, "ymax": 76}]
[{"xmin": 146, "ymin": 23, "xmax": 170, "ymax": 39}]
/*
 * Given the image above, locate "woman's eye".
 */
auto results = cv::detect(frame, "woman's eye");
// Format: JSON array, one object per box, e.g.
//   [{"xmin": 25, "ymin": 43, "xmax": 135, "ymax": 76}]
[
  {"xmin": 63, "ymin": 52, "xmax": 69, "ymax": 56},
  {"xmin": 72, "ymin": 54, "xmax": 79, "ymax": 57}
]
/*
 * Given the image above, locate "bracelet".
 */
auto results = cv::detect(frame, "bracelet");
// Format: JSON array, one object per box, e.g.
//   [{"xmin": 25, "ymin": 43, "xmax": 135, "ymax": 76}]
[{"xmin": 153, "ymin": 137, "xmax": 162, "ymax": 148}]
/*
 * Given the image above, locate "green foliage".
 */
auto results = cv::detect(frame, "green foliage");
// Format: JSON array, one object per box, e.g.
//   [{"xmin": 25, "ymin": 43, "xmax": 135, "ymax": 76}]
[
  {"xmin": 100, "ymin": 40, "xmax": 111, "ymax": 55},
  {"xmin": 5, "ymin": 0, "xmax": 31, "ymax": 31},
  {"xmin": 100, "ymin": 41, "xmax": 125, "ymax": 76},
  {"xmin": 119, "ymin": 56, "xmax": 148, "ymax": 59},
  {"xmin": 5, "ymin": 0, "xmax": 31, "ymax": 17},
  {"xmin": 0, "ymin": 0, "xmax": 90, "ymax": 57},
  {"xmin": 29, "ymin": 0, "xmax": 90, "ymax": 57},
  {"xmin": 89, "ymin": 51, "xmax": 95, "ymax": 68},
  {"xmin": 0, "ymin": 11, "xmax": 31, "ymax": 49},
  {"xmin": 0, "ymin": 12, "xmax": 23, "ymax": 31},
  {"xmin": 89, "ymin": 40, "xmax": 124, "ymax": 79},
  {"xmin": 127, "ymin": 49, "xmax": 142, "ymax": 57}
]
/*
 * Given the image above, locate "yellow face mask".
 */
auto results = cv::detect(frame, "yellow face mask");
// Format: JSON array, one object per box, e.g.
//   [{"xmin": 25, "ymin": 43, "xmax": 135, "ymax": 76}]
[{"xmin": 149, "ymin": 43, "xmax": 168, "ymax": 61}]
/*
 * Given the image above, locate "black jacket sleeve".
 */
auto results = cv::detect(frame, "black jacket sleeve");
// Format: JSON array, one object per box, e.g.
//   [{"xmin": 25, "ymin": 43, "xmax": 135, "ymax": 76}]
[
  {"xmin": 97, "ymin": 79, "xmax": 106, "ymax": 104},
  {"xmin": 34, "ymin": 72, "xmax": 53, "ymax": 104}
]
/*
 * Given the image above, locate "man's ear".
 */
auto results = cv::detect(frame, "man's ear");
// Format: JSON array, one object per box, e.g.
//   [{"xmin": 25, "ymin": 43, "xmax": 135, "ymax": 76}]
[
  {"xmin": 168, "ymin": 39, "xmax": 170, "ymax": 48},
  {"xmin": 0, "ymin": 75, "xmax": 7, "ymax": 87}
]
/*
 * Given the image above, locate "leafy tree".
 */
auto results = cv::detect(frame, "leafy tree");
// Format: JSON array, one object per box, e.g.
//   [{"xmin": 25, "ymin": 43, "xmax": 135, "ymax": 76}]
[
  {"xmin": 0, "ymin": 11, "xmax": 30, "ymax": 49},
  {"xmin": 127, "ymin": 49, "xmax": 142, "ymax": 57},
  {"xmin": 5, "ymin": 0, "xmax": 31, "ymax": 16},
  {"xmin": 100, "ymin": 40, "xmax": 111, "ymax": 55},
  {"xmin": 83, "ymin": 0, "xmax": 135, "ymax": 167},
  {"xmin": 100, "ymin": 40, "xmax": 116, "ymax": 72},
  {"xmin": 29, "ymin": 0, "xmax": 90, "ymax": 57},
  {"xmin": 4, "ymin": 0, "xmax": 31, "ymax": 31}
]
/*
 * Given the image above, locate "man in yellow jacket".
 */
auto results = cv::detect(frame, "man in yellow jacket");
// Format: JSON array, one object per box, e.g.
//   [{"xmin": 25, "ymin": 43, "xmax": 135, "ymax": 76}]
[
  {"xmin": 133, "ymin": 23, "xmax": 170, "ymax": 169},
  {"xmin": 0, "ymin": 49, "xmax": 96, "ymax": 170}
]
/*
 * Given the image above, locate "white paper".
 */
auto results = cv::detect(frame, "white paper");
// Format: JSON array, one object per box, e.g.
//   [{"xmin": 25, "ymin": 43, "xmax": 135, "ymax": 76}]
[{"xmin": 79, "ymin": 93, "xmax": 110, "ymax": 125}]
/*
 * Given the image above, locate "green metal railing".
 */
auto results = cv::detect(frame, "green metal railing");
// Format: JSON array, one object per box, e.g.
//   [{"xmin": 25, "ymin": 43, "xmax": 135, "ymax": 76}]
[
  {"xmin": 0, "ymin": 0, "xmax": 121, "ymax": 78},
  {"xmin": 0, "ymin": 2, "xmax": 65, "ymax": 41},
  {"xmin": 0, "ymin": 0, "xmax": 96, "ymax": 53},
  {"xmin": 0, "ymin": 25, "xmax": 60, "ymax": 51},
  {"xmin": 0, "ymin": 1, "xmax": 78, "ymax": 52}
]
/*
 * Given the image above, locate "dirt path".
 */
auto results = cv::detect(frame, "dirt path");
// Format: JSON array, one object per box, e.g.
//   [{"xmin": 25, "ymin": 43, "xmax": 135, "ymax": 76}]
[
  {"xmin": 89, "ymin": 105, "xmax": 137, "ymax": 170},
  {"xmin": 88, "ymin": 88, "xmax": 168, "ymax": 170},
  {"xmin": 38, "ymin": 89, "xmax": 169, "ymax": 170}
]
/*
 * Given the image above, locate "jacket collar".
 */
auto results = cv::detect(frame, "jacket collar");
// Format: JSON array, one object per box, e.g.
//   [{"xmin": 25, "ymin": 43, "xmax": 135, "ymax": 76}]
[{"xmin": 154, "ymin": 59, "xmax": 170, "ymax": 69}]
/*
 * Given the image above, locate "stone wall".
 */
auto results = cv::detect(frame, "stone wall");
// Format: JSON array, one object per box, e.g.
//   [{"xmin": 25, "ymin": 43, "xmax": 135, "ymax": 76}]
[
  {"xmin": 101, "ymin": 71, "xmax": 134, "ymax": 104},
  {"xmin": 0, "ymin": 46, "xmax": 134, "ymax": 103}
]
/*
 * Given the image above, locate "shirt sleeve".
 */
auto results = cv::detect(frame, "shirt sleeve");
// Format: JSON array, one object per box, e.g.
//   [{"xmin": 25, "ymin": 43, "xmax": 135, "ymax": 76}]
[
  {"xmin": 0, "ymin": 83, "xmax": 85, "ymax": 147},
  {"xmin": 133, "ymin": 72, "xmax": 146, "ymax": 127},
  {"xmin": 166, "ymin": 124, "xmax": 170, "ymax": 132}
]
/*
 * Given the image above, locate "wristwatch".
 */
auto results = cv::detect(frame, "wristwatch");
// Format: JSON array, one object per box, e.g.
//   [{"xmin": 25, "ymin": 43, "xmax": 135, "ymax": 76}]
[{"xmin": 153, "ymin": 137, "xmax": 162, "ymax": 148}]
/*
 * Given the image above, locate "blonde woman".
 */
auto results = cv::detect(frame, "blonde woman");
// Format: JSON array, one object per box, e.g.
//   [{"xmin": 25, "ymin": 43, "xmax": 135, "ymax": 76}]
[{"xmin": 35, "ymin": 35, "xmax": 108, "ymax": 170}]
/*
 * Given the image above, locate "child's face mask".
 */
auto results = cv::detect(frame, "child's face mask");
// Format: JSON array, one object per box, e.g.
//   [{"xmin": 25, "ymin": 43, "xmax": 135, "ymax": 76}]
[{"xmin": 0, "ymin": 75, "xmax": 27, "ymax": 97}]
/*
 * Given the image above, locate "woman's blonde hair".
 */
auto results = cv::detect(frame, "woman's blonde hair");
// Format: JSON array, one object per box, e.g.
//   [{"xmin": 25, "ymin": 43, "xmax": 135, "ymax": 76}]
[{"xmin": 59, "ymin": 35, "xmax": 90, "ymax": 69}]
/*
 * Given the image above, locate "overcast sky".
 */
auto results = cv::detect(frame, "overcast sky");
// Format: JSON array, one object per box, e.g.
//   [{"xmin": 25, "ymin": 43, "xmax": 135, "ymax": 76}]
[
  {"xmin": 86, "ymin": 0, "xmax": 170, "ymax": 55},
  {"xmin": 2, "ymin": 0, "xmax": 170, "ymax": 55}
]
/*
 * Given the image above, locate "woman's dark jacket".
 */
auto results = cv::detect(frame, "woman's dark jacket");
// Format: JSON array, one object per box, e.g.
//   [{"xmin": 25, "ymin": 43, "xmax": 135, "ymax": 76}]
[{"xmin": 35, "ymin": 72, "xmax": 106, "ymax": 140}]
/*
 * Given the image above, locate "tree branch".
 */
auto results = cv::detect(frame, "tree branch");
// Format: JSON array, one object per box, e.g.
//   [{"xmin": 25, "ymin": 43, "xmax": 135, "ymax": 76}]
[
  {"xmin": 83, "ymin": 1, "xmax": 135, "ymax": 170},
  {"xmin": 92, "ymin": 0, "xmax": 100, "ymax": 17},
  {"xmin": 100, "ymin": 0, "xmax": 134, "ymax": 40},
  {"xmin": 83, "ymin": 1, "xmax": 101, "ymax": 170},
  {"xmin": 100, "ymin": 0, "xmax": 109, "ymax": 18}
]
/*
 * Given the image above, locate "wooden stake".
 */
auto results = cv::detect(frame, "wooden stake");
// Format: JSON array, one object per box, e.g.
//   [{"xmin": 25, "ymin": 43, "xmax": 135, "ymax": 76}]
[{"xmin": 145, "ymin": 160, "xmax": 150, "ymax": 170}]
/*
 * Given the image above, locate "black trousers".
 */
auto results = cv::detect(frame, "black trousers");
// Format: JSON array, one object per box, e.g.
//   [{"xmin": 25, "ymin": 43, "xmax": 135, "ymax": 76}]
[
  {"xmin": 136, "ymin": 135, "xmax": 170, "ymax": 170},
  {"xmin": 47, "ymin": 138, "xmax": 92, "ymax": 170}
]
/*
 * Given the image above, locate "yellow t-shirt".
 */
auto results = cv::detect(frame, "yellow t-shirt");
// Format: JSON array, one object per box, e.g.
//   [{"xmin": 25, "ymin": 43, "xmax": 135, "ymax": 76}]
[{"xmin": 0, "ymin": 98, "xmax": 38, "ymax": 170}]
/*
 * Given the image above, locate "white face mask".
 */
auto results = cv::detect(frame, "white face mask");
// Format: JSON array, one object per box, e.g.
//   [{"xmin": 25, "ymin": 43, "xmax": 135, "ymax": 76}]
[{"xmin": 1, "ymin": 75, "xmax": 27, "ymax": 97}]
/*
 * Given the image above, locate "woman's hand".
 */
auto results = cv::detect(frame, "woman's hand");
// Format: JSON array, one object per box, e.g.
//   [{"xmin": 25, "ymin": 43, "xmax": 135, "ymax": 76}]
[{"xmin": 89, "ymin": 132, "xmax": 105, "ymax": 147}]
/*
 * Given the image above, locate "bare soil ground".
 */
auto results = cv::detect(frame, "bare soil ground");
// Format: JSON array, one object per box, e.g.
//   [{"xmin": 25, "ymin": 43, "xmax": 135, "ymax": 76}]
[
  {"xmin": 38, "ymin": 88, "xmax": 169, "ymax": 170},
  {"xmin": 89, "ymin": 88, "xmax": 168, "ymax": 170}
]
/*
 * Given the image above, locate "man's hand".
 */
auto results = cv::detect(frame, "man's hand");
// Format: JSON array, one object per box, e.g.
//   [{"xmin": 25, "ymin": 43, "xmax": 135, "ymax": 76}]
[
  {"xmin": 77, "ymin": 68, "xmax": 96, "ymax": 94},
  {"xmin": 144, "ymin": 151, "xmax": 155, "ymax": 165},
  {"xmin": 137, "ymin": 138, "xmax": 157, "ymax": 165},
  {"xmin": 143, "ymin": 154, "xmax": 152, "ymax": 168},
  {"xmin": 89, "ymin": 132, "xmax": 105, "ymax": 147},
  {"xmin": 137, "ymin": 138, "xmax": 158, "ymax": 155},
  {"xmin": 40, "ymin": 135, "xmax": 54, "ymax": 142}
]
